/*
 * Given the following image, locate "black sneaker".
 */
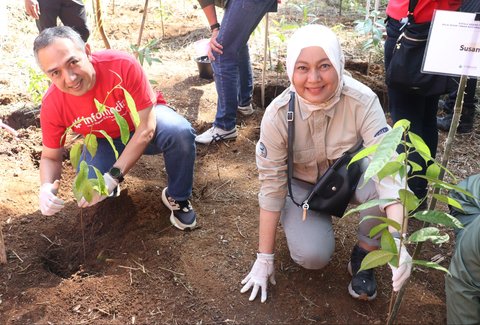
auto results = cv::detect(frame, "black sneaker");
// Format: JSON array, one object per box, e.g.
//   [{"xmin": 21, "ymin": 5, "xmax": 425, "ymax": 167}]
[
  {"xmin": 161, "ymin": 187, "xmax": 197, "ymax": 230},
  {"xmin": 347, "ymin": 244, "xmax": 377, "ymax": 301}
]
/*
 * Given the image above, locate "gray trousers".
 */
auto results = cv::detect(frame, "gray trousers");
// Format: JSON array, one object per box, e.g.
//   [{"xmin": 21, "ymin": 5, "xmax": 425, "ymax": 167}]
[
  {"xmin": 36, "ymin": 0, "xmax": 89, "ymax": 42},
  {"xmin": 281, "ymin": 176, "xmax": 384, "ymax": 270}
]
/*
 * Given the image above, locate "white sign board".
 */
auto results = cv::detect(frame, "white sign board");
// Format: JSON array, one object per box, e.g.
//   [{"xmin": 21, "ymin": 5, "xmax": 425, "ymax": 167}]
[{"xmin": 423, "ymin": 10, "xmax": 480, "ymax": 77}]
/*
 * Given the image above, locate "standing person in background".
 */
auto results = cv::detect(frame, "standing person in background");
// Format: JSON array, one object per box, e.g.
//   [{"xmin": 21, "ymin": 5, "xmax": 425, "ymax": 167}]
[
  {"xmin": 384, "ymin": 0, "xmax": 462, "ymax": 204},
  {"xmin": 194, "ymin": 0, "xmax": 279, "ymax": 145},
  {"xmin": 24, "ymin": 0, "xmax": 90, "ymax": 42},
  {"xmin": 437, "ymin": 0, "xmax": 480, "ymax": 134}
]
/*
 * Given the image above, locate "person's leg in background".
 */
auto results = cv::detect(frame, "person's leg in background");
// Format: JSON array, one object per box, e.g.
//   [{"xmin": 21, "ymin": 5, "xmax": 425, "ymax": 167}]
[
  {"xmin": 437, "ymin": 77, "xmax": 477, "ymax": 134},
  {"xmin": 237, "ymin": 44, "xmax": 254, "ymax": 115},
  {"xmin": 58, "ymin": 0, "xmax": 90, "ymax": 42},
  {"xmin": 35, "ymin": 0, "xmax": 62, "ymax": 32},
  {"xmin": 385, "ymin": 17, "xmax": 439, "ymax": 201},
  {"xmin": 195, "ymin": 0, "xmax": 276, "ymax": 144}
]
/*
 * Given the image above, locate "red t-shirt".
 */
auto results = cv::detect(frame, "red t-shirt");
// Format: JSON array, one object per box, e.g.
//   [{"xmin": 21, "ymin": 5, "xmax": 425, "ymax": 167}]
[
  {"xmin": 386, "ymin": 0, "xmax": 462, "ymax": 23},
  {"xmin": 40, "ymin": 50, "xmax": 167, "ymax": 149}
]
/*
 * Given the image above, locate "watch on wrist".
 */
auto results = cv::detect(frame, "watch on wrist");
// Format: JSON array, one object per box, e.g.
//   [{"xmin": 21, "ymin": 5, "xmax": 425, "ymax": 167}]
[
  {"xmin": 210, "ymin": 22, "xmax": 220, "ymax": 31},
  {"xmin": 108, "ymin": 167, "xmax": 124, "ymax": 183}
]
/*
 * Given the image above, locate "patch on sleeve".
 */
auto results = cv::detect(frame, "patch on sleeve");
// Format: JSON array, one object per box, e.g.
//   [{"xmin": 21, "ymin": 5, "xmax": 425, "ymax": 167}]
[
  {"xmin": 374, "ymin": 127, "xmax": 388, "ymax": 137},
  {"xmin": 257, "ymin": 142, "xmax": 268, "ymax": 158}
]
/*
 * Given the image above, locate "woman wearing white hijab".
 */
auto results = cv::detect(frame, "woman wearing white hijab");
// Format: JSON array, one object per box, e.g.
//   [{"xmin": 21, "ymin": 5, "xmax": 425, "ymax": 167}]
[{"xmin": 240, "ymin": 25, "xmax": 412, "ymax": 303}]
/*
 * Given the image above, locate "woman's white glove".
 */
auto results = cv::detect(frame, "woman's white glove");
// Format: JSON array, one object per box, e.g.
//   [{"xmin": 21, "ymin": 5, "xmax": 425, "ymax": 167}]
[
  {"xmin": 389, "ymin": 238, "xmax": 412, "ymax": 291},
  {"xmin": 78, "ymin": 173, "xmax": 119, "ymax": 208},
  {"xmin": 240, "ymin": 253, "xmax": 276, "ymax": 303},
  {"xmin": 39, "ymin": 180, "xmax": 64, "ymax": 216}
]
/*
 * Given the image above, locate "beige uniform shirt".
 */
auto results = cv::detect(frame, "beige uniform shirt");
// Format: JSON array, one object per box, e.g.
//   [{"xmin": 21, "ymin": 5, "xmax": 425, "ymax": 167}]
[{"xmin": 256, "ymin": 75, "xmax": 404, "ymax": 212}]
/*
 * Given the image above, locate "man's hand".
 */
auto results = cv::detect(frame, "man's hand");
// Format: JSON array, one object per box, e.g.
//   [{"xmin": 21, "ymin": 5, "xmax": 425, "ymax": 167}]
[
  {"xmin": 24, "ymin": 0, "xmax": 40, "ymax": 19},
  {"xmin": 78, "ymin": 173, "xmax": 119, "ymax": 208},
  {"xmin": 388, "ymin": 238, "xmax": 412, "ymax": 291},
  {"xmin": 208, "ymin": 29, "xmax": 223, "ymax": 60},
  {"xmin": 240, "ymin": 253, "xmax": 276, "ymax": 303},
  {"xmin": 39, "ymin": 180, "xmax": 64, "ymax": 216}
]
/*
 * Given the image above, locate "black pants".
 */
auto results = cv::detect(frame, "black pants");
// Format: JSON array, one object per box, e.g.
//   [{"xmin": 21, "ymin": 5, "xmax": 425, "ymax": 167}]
[
  {"xmin": 384, "ymin": 18, "xmax": 439, "ymax": 199},
  {"xmin": 36, "ymin": 0, "xmax": 89, "ymax": 42}
]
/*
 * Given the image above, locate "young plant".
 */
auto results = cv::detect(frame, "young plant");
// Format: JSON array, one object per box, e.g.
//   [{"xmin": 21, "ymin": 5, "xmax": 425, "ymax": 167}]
[
  {"xmin": 61, "ymin": 71, "xmax": 139, "ymax": 203},
  {"xmin": 345, "ymin": 119, "xmax": 470, "ymax": 276},
  {"xmin": 130, "ymin": 39, "xmax": 161, "ymax": 67},
  {"xmin": 25, "ymin": 64, "xmax": 50, "ymax": 107}
]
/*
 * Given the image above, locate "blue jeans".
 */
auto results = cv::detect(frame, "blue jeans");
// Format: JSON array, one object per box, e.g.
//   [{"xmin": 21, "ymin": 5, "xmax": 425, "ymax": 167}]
[
  {"xmin": 212, "ymin": 0, "xmax": 277, "ymax": 130},
  {"xmin": 385, "ymin": 18, "xmax": 439, "ymax": 199},
  {"xmin": 81, "ymin": 105, "xmax": 196, "ymax": 201}
]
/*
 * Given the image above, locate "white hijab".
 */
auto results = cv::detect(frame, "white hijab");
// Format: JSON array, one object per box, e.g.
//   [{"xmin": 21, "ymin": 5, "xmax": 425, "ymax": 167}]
[{"xmin": 286, "ymin": 24, "xmax": 345, "ymax": 112}]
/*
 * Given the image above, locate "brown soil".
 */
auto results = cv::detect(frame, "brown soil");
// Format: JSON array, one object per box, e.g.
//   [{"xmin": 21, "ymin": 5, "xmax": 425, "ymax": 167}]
[{"xmin": 1, "ymin": 1, "xmax": 479, "ymax": 324}]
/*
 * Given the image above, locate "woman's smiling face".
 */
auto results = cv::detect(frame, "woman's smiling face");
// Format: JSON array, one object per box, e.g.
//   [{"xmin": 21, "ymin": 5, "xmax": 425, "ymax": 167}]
[{"xmin": 292, "ymin": 46, "xmax": 338, "ymax": 104}]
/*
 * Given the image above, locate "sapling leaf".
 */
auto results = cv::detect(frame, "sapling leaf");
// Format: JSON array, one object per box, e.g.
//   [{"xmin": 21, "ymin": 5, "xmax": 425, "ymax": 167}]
[
  {"xmin": 94, "ymin": 98, "xmax": 106, "ymax": 113},
  {"xmin": 426, "ymin": 163, "xmax": 441, "ymax": 180},
  {"xmin": 380, "ymin": 230, "xmax": 397, "ymax": 254},
  {"xmin": 413, "ymin": 260, "xmax": 450, "ymax": 275},
  {"xmin": 416, "ymin": 175, "xmax": 473, "ymax": 198},
  {"xmin": 408, "ymin": 227, "xmax": 449, "ymax": 244},
  {"xmin": 399, "ymin": 189, "xmax": 419, "ymax": 212},
  {"xmin": 377, "ymin": 161, "xmax": 402, "ymax": 181},
  {"xmin": 123, "ymin": 88, "xmax": 140, "ymax": 127},
  {"xmin": 408, "ymin": 160, "xmax": 423, "ymax": 173},
  {"xmin": 85, "ymin": 134, "xmax": 98, "ymax": 158},
  {"xmin": 98, "ymin": 130, "xmax": 119, "ymax": 159},
  {"xmin": 343, "ymin": 199, "xmax": 396, "ymax": 216},
  {"xmin": 369, "ymin": 223, "xmax": 389, "ymax": 238},
  {"xmin": 412, "ymin": 210, "xmax": 464, "ymax": 229},
  {"xmin": 69, "ymin": 143, "xmax": 82, "ymax": 170},
  {"xmin": 349, "ymin": 144, "xmax": 378, "ymax": 166},
  {"xmin": 92, "ymin": 166, "xmax": 107, "ymax": 195},
  {"xmin": 73, "ymin": 161, "xmax": 93, "ymax": 202},
  {"xmin": 432, "ymin": 193, "xmax": 464, "ymax": 211},
  {"xmin": 408, "ymin": 131, "xmax": 431, "ymax": 159},
  {"xmin": 359, "ymin": 250, "xmax": 395, "ymax": 272},
  {"xmin": 393, "ymin": 119, "xmax": 410, "ymax": 130},
  {"xmin": 363, "ymin": 127, "xmax": 403, "ymax": 185},
  {"xmin": 112, "ymin": 109, "xmax": 130, "ymax": 145},
  {"xmin": 360, "ymin": 216, "xmax": 401, "ymax": 230}
]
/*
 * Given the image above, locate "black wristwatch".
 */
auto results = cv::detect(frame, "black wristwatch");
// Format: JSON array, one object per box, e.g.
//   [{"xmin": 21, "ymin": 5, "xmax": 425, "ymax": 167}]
[
  {"xmin": 210, "ymin": 22, "xmax": 220, "ymax": 31},
  {"xmin": 108, "ymin": 167, "xmax": 124, "ymax": 183}
]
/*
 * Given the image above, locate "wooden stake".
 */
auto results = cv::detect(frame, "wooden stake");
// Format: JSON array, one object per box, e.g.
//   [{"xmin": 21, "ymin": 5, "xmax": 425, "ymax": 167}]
[
  {"xmin": 0, "ymin": 228, "xmax": 7, "ymax": 264},
  {"xmin": 261, "ymin": 13, "xmax": 269, "ymax": 109}
]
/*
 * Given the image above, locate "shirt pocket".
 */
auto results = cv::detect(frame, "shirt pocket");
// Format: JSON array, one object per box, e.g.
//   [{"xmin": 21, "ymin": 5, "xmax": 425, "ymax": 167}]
[{"xmin": 293, "ymin": 148, "xmax": 318, "ymax": 181}]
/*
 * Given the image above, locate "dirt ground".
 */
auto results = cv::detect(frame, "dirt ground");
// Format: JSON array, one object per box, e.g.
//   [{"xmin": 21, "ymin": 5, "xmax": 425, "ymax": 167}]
[{"xmin": 1, "ymin": 1, "xmax": 480, "ymax": 324}]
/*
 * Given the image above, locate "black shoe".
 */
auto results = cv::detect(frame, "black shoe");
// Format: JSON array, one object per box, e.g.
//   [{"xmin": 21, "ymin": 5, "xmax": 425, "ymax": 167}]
[
  {"xmin": 437, "ymin": 115, "xmax": 452, "ymax": 132},
  {"xmin": 348, "ymin": 245, "xmax": 377, "ymax": 301},
  {"xmin": 161, "ymin": 188, "xmax": 197, "ymax": 230}
]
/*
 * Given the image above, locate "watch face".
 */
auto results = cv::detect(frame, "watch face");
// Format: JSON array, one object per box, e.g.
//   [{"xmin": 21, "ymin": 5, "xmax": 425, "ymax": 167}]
[
  {"xmin": 110, "ymin": 167, "xmax": 121, "ymax": 177},
  {"xmin": 109, "ymin": 167, "xmax": 124, "ymax": 182}
]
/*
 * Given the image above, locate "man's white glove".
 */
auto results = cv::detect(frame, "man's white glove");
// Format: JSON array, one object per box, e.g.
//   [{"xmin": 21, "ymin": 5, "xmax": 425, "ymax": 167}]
[
  {"xmin": 240, "ymin": 253, "xmax": 276, "ymax": 303},
  {"xmin": 39, "ymin": 180, "xmax": 64, "ymax": 216},
  {"xmin": 78, "ymin": 173, "xmax": 119, "ymax": 208},
  {"xmin": 389, "ymin": 238, "xmax": 412, "ymax": 291}
]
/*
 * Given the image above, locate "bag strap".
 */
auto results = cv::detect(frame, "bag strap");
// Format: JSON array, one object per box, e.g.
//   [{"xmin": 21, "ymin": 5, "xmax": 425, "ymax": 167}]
[
  {"xmin": 406, "ymin": 0, "xmax": 419, "ymax": 25},
  {"xmin": 286, "ymin": 91, "xmax": 303, "ymax": 208}
]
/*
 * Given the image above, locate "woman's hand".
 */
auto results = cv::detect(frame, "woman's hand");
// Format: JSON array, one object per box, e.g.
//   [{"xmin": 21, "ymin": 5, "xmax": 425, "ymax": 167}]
[
  {"xmin": 240, "ymin": 253, "xmax": 276, "ymax": 303},
  {"xmin": 388, "ymin": 238, "xmax": 412, "ymax": 291}
]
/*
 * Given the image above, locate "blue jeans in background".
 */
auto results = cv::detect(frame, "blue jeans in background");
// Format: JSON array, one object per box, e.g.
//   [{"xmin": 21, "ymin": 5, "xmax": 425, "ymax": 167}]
[
  {"xmin": 212, "ymin": 0, "xmax": 277, "ymax": 131},
  {"xmin": 81, "ymin": 105, "xmax": 196, "ymax": 201}
]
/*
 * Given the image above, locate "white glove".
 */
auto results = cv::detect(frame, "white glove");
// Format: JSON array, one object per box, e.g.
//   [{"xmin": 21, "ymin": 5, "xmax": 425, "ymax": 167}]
[
  {"xmin": 39, "ymin": 180, "xmax": 64, "ymax": 216},
  {"xmin": 388, "ymin": 238, "xmax": 412, "ymax": 291},
  {"xmin": 240, "ymin": 253, "xmax": 276, "ymax": 303},
  {"xmin": 78, "ymin": 173, "xmax": 119, "ymax": 208}
]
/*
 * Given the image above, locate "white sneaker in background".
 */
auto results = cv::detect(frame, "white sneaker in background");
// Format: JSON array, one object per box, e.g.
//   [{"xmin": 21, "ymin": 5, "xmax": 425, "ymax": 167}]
[
  {"xmin": 238, "ymin": 104, "xmax": 254, "ymax": 116},
  {"xmin": 195, "ymin": 126, "xmax": 238, "ymax": 144}
]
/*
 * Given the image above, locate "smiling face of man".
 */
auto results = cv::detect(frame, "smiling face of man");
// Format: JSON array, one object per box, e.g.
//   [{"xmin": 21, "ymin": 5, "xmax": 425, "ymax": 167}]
[{"xmin": 37, "ymin": 37, "xmax": 96, "ymax": 96}]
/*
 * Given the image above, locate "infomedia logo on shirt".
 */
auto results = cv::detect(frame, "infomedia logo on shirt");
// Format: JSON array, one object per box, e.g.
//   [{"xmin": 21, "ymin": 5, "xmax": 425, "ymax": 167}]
[{"xmin": 72, "ymin": 99, "xmax": 127, "ymax": 129}]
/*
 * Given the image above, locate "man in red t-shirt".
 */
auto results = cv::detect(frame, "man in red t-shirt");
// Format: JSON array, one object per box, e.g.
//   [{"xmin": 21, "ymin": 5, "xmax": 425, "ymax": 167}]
[{"xmin": 35, "ymin": 26, "xmax": 197, "ymax": 230}]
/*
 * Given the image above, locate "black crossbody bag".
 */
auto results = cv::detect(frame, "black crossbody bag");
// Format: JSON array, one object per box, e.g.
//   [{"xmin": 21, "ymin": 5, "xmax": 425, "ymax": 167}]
[{"xmin": 286, "ymin": 92, "xmax": 365, "ymax": 219}]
